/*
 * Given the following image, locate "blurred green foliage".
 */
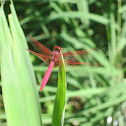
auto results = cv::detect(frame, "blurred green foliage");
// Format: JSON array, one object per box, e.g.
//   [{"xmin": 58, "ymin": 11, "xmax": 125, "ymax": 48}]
[{"xmin": 1, "ymin": 0, "xmax": 126, "ymax": 126}]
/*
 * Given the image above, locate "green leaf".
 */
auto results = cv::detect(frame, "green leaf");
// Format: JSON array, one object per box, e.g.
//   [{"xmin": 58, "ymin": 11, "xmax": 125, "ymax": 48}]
[
  {"xmin": 52, "ymin": 52, "xmax": 67, "ymax": 126},
  {"xmin": 0, "ymin": 2, "xmax": 42, "ymax": 126}
]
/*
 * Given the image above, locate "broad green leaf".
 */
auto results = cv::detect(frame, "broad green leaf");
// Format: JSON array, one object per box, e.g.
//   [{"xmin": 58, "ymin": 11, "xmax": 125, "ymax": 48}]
[{"xmin": 0, "ymin": 2, "xmax": 42, "ymax": 126}]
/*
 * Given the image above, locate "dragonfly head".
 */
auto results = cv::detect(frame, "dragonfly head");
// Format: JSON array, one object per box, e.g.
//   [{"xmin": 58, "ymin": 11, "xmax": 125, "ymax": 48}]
[{"xmin": 53, "ymin": 46, "xmax": 62, "ymax": 52}]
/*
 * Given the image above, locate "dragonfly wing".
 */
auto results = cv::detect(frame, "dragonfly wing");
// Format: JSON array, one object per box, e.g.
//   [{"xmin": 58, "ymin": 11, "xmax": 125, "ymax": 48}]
[
  {"xmin": 63, "ymin": 49, "xmax": 96, "ymax": 57},
  {"xmin": 27, "ymin": 49, "xmax": 50, "ymax": 65},
  {"xmin": 54, "ymin": 59, "xmax": 92, "ymax": 66},
  {"xmin": 29, "ymin": 35, "xmax": 52, "ymax": 57},
  {"xmin": 62, "ymin": 49, "xmax": 96, "ymax": 66},
  {"xmin": 64, "ymin": 61, "xmax": 93, "ymax": 65}
]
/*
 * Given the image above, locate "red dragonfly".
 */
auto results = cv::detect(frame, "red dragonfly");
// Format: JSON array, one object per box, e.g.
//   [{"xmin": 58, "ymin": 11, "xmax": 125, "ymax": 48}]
[{"xmin": 28, "ymin": 35, "xmax": 92, "ymax": 91}]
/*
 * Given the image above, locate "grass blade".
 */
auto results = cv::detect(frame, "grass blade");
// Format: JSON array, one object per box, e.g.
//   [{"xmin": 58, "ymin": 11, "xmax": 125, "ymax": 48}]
[{"xmin": 52, "ymin": 52, "xmax": 67, "ymax": 126}]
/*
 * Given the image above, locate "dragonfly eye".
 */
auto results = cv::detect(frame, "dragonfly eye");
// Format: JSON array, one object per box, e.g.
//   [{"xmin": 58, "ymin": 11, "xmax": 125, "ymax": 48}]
[{"xmin": 53, "ymin": 46, "xmax": 62, "ymax": 52}]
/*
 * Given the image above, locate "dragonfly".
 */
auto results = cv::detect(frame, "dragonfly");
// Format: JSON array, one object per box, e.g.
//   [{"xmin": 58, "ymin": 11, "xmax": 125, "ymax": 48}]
[{"xmin": 27, "ymin": 35, "xmax": 92, "ymax": 91}]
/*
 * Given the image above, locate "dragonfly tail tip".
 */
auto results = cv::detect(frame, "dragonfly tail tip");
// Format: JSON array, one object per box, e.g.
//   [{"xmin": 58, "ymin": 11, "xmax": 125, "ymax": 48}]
[{"xmin": 40, "ymin": 88, "xmax": 43, "ymax": 92}]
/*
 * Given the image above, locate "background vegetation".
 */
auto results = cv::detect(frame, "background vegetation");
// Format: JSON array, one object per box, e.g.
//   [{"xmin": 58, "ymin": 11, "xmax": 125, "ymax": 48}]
[{"xmin": 1, "ymin": 0, "xmax": 126, "ymax": 126}]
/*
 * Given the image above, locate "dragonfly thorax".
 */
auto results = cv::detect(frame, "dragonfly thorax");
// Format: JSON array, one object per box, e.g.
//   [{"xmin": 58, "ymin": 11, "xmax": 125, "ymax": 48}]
[{"xmin": 51, "ymin": 51, "xmax": 60, "ymax": 61}]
